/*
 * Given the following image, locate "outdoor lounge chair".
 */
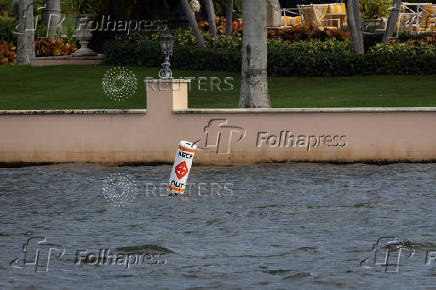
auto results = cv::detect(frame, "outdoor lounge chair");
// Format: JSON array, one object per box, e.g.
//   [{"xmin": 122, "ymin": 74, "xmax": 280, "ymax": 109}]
[
  {"xmin": 396, "ymin": 3, "xmax": 436, "ymax": 34},
  {"xmin": 298, "ymin": 3, "xmax": 347, "ymax": 30},
  {"xmin": 281, "ymin": 7, "xmax": 302, "ymax": 26},
  {"xmin": 418, "ymin": 5, "xmax": 436, "ymax": 31}
]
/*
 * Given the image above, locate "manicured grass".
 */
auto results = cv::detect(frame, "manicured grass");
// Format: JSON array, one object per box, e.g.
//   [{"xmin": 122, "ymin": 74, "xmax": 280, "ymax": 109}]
[{"xmin": 0, "ymin": 65, "xmax": 436, "ymax": 109}]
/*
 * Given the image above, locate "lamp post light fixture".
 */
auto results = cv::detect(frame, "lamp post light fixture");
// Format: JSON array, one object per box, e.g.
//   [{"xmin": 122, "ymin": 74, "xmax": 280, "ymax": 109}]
[{"xmin": 158, "ymin": 26, "xmax": 175, "ymax": 79}]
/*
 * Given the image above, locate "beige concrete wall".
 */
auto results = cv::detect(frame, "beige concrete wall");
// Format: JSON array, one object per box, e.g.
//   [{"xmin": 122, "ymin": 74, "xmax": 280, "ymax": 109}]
[
  {"xmin": 0, "ymin": 79, "xmax": 435, "ymax": 165},
  {"xmin": 30, "ymin": 55, "xmax": 104, "ymax": 67}
]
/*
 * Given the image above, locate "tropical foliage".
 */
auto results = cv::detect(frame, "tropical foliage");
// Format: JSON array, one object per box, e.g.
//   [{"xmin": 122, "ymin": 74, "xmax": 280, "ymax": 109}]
[
  {"xmin": 34, "ymin": 39, "xmax": 76, "ymax": 56},
  {"xmin": 61, "ymin": 0, "xmax": 100, "ymax": 15},
  {"xmin": 0, "ymin": 42, "xmax": 16, "ymax": 64},
  {"xmin": 0, "ymin": 17, "xmax": 17, "ymax": 43},
  {"xmin": 360, "ymin": 0, "xmax": 391, "ymax": 19}
]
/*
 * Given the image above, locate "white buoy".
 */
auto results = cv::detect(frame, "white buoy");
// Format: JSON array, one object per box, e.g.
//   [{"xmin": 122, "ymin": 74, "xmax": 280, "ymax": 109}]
[{"xmin": 168, "ymin": 141, "xmax": 197, "ymax": 195}]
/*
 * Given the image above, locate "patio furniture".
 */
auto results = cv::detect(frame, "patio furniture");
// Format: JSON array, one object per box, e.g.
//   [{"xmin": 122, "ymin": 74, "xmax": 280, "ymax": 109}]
[
  {"xmin": 396, "ymin": 3, "xmax": 436, "ymax": 34},
  {"xmin": 267, "ymin": 0, "xmax": 282, "ymax": 27},
  {"xmin": 281, "ymin": 7, "xmax": 302, "ymax": 26},
  {"xmin": 297, "ymin": 3, "xmax": 347, "ymax": 30}
]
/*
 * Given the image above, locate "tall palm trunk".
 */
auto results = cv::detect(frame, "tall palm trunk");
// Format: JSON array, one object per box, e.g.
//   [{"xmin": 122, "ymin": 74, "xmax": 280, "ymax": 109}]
[
  {"xmin": 180, "ymin": 0, "xmax": 207, "ymax": 48},
  {"xmin": 346, "ymin": 0, "xmax": 364, "ymax": 53},
  {"xmin": 17, "ymin": 0, "xmax": 34, "ymax": 64},
  {"xmin": 225, "ymin": 0, "xmax": 233, "ymax": 36},
  {"xmin": 239, "ymin": 0, "xmax": 270, "ymax": 108},
  {"xmin": 42, "ymin": 0, "xmax": 61, "ymax": 39},
  {"xmin": 383, "ymin": 0, "xmax": 401, "ymax": 43},
  {"xmin": 204, "ymin": 0, "xmax": 218, "ymax": 41}
]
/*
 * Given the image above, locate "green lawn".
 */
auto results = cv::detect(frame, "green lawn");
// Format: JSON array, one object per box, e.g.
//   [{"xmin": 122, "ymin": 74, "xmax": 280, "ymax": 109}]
[{"xmin": 0, "ymin": 65, "xmax": 436, "ymax": 109}]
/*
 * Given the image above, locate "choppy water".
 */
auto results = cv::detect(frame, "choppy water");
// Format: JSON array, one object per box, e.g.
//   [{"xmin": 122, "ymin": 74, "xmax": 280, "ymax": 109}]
[{"xmin": 0, "ymin": 163, "xmax": 435, "ymax": 289}]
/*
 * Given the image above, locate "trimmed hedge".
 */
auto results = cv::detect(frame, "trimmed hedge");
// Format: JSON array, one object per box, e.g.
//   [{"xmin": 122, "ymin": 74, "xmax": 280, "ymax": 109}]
[
  {"xmin": 268, "ymin": 51, "xmax": 436, "ymax": 76},
  {"xmin": 104, "ymin": 40, "xmax": 242, "ymax": 71},
  {"xmin": 104, "ymin": 38, "xmax": 436, "ymax": 76}
]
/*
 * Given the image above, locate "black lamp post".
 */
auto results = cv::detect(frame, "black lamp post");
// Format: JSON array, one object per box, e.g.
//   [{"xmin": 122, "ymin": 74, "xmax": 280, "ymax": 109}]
[{"xmin": 158, "ymin": 25, "xmax": 175, "ymax": 79}]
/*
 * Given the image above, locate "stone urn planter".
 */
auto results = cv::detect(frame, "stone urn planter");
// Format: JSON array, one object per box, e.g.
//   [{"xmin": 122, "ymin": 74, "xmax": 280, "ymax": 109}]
[{"xmin": 72, "ymin": 15, "xmax": 97, "ymax": 57}]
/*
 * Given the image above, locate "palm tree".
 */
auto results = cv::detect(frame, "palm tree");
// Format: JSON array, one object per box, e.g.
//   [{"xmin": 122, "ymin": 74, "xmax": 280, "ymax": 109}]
[
  {"xmin": 225, "ymin": 0, "xmax": 233, "ymax": 36},
  {"xmin": 239, "ymin": 0, "xmax": 270, "ymax": 108},
  {"xmin": 203, "ymin": 0, "xmax": 218, "ymax": 41},
  {"xmin": 383, "ymin": 0, "xmax": 401, "ymax": 43},
  {"xmin": 14, "ymin": 0, "xmax": 34, "ymax": 64},
  {"xmin": 42, "ymin": 0, "xmax": 61, "ymax": 38},
  {"xmin": 180, "ymin": 0, "xmax": 206, "ymax": 48},
  {"xmin": 346, "ymin": 0, "xmax": 364, "ymax": 53}
]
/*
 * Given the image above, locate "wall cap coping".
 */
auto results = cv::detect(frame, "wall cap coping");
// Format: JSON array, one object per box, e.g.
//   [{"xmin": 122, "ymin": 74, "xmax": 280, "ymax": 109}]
[
  {"xmin": 173, "ymin": 107, "xmax": 436, "ymax": 114},
  {"xmin": 0, "ymin": 109, "xmax": 146, "ymax": 115},
  {"xmin": 1, "ymin": 107, "xmax": 435, "ymax": 115},
  {"xmin": 30, "ymin": 54, "xmax": 105, "ymax": 60}
]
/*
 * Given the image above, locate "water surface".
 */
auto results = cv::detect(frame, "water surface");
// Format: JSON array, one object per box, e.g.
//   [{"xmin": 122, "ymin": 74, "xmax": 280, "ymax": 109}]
[{"xmin": 0, "ymin": 163, "xmax": 435, "ymax": 289}]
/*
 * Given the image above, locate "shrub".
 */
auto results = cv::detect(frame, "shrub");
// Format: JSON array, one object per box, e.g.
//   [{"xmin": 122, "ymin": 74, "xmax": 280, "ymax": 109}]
[
  {"xmin": 104, "ymin": 39, "xmax": 241, "ymax": 71},
  {"xmin": 118, "ymin": 27, "xmax": 241, "ymax": 49},
  {"xmin": 360, "ymin": 0, "xmax": 391, "ymax": 19},
  {"xmin": 0, "ymin": 17, "xmax": 17, "ymax": 44},
  {"xmin": 199, "ymin": 17, "xmax": 243, "ymax": 37},
  {"xmin": 369, "ymin": 42, "xmax": 436, "ymax": 55},
  {"xmin": 0, "ymin": 42, "xmax": 16, "ymax": 65},
  {"xmin": 123, "ymin": 27, "xmax": 351, "ymax": 52},
  {"xmin": 104, "ymin": 37, "xmax": 436, "ymax": 76},
  {"xmin": 268, "ymin": 38, "xmax": 352, "ymax": 53},
  {"xmin": 396, "ymin": 32, "xmax": 436, "ymax": 44},
  {"xmin": 35, "ymin": 25, "xmax": 48, "ymax": 39},
  {"xmin": 34, "ymin": 39, "xmax": 77, "ymax": 56},
  {"xmin": 267, "ymin": 26, "xmax": 350, "ymax": 42}
]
